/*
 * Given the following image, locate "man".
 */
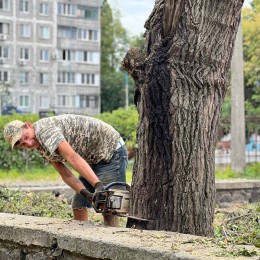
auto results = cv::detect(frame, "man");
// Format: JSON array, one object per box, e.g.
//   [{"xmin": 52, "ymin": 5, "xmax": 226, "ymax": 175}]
[{"xmin": 3, "ymin": 114, "xmax": 128, "ymax": 226}]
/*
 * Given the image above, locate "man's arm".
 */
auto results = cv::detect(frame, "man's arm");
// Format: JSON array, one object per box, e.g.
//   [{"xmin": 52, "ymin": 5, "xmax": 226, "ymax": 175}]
[
  {"xmin": 55, "ymin": 140, "xmax": 100, "ymax": 187},
  {"xmin": 51, "ymin": 161, "xmax": 86, "ymax": 193}
]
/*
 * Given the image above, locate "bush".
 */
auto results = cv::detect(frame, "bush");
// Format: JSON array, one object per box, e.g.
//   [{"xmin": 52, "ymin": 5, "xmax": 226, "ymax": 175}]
[
  {"xmin": 215, "ymin": 163, "xmax": 260, "ymax": 179},
  {"xmin": 95, "ymin": 106, "xmax": 138, "ymax": 150},
  {"xmin": 0, "ymin": 114, "xmax": 45, "ymax": 171}
]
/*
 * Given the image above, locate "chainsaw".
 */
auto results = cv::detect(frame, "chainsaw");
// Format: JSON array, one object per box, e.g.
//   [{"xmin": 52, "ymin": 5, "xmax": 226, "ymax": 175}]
[{"xmin": 93, "ymin": 182, "xmax": 130, "ymax": 216}]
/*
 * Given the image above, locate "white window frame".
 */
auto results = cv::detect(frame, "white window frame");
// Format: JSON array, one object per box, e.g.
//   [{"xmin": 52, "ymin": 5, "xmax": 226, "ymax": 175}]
[
  {"xmin": 39, "ymin": 2, "xmax": 49, "ymax": 15},
  {"xmin": 19, "ymin": 95, "xmax": 29, "ymax": 107},
  {"xmin": 79, "ymin": 95, "xmax": 98, "ymax": 108},
  {"xmin": 19, "ymin": 71, "xmax": 29, "ymax": 84},
  {"xmin": 0, "ymin": 70, "xmax": 8, "ymax": 82},
  {"xmin": 20, "ymin": 24, "xmax": 31, "ymax": 38},
  {"xmin": 0, "ymin": 0, "xmax": 10, "ymax": 11},
  {"xmin": 57, "ymin": 72, "xmax": 75, "ymax": 84},
  {"xmin": 40, "ymin": 72, "xmax": 49, "ymax": 85},
  {"xmin": 79, "ymin": 73, "xmax": 96, "ymax": 85},
  {"xmin": 58, "ymin": 3, "xmax": 76, "ymax": 16},
  {"xmin": 39, "ymin": 26, "xmax": 50, "ymax": 40},
  {"xmin": 88, "ymin": 30, "xmax": 98, "ymax": 41},
  {"xmin": 58, "ymin": 95, "xmax": 76, "ymax": 107},
  {"xmin": 40, "ymin": 49, "xmax": 49, "ymax": 62},
  {"xmin": 58, "ymin": 26, "xmax": 76, "ymax": 39},
  {"xmin": 0, "ymin": 22, "xmax": 9, "ymax": 34},
  {"xmin": 59, "ymin": 49, "xmax": 72, "ymax": 61},
  {"xmin": 0, "ymin": 46, "xmax": 9, "ymax": 58},
  {"xmin": 77, "ymin": 6, "xmax": 98, "ymax": 20},
  {"xmin": 20, "ymin": 47, "xmax": 29, "ymax": 60},
  {"xmin": 19, "ymin": 0, "xmax": 29, "ymax": 13},
  {"xmin": 40, "ymin": 96, "xmax": 49, "ymax": 108}
]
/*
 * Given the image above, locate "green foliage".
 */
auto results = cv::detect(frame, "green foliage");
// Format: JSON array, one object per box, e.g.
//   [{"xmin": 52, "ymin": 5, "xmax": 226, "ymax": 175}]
[
  {"xmin": 215, "ymin": 162, "xmax": 260, "ymax": 179},
  {"xmin": 100, "ymin": 70, "xmax": 135, "ymax": 112},
  {"xmin": 0, "ymin": 114, "xmax": 45, "ymax": 171},
  {"xmin": 0, "ymin": 187, "xmax": 72, "ymax": 219},
  {"xmin": 244, "ymin": 162, "xmax": 260, "ymax": 179},
  {"xmin": 100, "ymin": 0, "xmax": 136, "ymax": 112},
  {"xmin": 129, "ymin": 33, "xmax": 145, "ymax": 49},
  {"xmin": 95, "ymin": 106, "xmax": 138, "ymax": 150},
  {"xmin": 242, "ymin": 0, "xmax": 260, "ymax": 112},
  {"xmin": 214, "ymin": 203, "xmax": 260, "ymax": 251}
]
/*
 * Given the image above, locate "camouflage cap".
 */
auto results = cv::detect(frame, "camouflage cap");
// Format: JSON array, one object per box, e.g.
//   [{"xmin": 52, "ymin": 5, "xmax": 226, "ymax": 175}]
[{"xmin": 3, "ymin": 120, "xmax": 25, "ymax": 148}]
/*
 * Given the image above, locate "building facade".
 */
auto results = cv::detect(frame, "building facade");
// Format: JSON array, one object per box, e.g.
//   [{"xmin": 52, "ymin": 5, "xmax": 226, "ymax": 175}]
[{"xmin": 0, "ymin": 0, "xmax": 102, "ymax": 116}]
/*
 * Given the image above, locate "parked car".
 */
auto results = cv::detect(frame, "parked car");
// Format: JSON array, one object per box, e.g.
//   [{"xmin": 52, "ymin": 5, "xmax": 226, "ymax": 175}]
[{"xmin": 1, "ymin": 106, "xmax": 23, "ymax": 115}]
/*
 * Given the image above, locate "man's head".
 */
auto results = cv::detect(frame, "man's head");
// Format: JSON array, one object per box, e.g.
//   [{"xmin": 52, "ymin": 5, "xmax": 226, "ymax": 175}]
[
  {"xmin": 3, "ymin": 120, "xmax": 24, "ymax": 148},
  {"xmin": 3, "ymin": 121, "xmax": 40, "ymax": 149}
]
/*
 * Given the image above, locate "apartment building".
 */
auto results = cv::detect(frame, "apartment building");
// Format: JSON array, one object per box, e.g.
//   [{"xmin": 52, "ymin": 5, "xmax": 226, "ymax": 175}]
[{"xmin": 0, "ymin": 0, "xmax": 102, "ymax": 116}]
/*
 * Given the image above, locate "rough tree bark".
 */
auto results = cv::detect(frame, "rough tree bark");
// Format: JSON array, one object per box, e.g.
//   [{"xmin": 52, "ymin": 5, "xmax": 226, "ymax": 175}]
[{"xmin": 122, "ymin": 0, "xmax": 244, "ymax": 237}]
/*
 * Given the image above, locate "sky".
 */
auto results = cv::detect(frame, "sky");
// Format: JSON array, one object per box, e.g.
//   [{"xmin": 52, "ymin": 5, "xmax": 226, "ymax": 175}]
[{"xmin": 107, "ymin": 0, "xmax": 252, "ymax": 36}]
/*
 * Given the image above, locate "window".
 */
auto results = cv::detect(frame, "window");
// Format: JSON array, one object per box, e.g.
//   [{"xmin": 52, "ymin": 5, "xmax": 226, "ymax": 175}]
[
  {"xmin": 40, "ymin": 96, "xmax": 49, "ymax": 108},
  {"xmin": 20, "ymin": 47, "xmax": 29, "ymax": 60},
  {"xmin": 57, "ymin": 72, "xmax": 75, "ymax": 83},
  {"xmin": 0, "ymin": 22, "xmax": 9, "ymax": 34},
  {"xmin": 19, "ymin": 72, "xmax": 29, "ymax": 84},
  {"xmin": 76, "ymin": 51, "xmax": 99, "ymax": 64},
  {"xmin": 0, "ymin": 0, "xmax": 10, "ymax": 10},
  {"xmin": 39, "ymin": 3, "xmax": 49, "ymax": 15},
  {"xmin": 79, "ymin": 95, "xmax": 98, "ymax": 108},
  {"xmin": 39, "ymin": 26, "xmax": 50, "ymax": 39},
  {"xmin": 78, "ymin": 6, "xmax": 98, "ymax": 20},
  {"xmin": 40, "ymin": 49, "xmax": 49, "ymax": 61},
  {"xmin": 77, "ymin": 51, "xmax": 90, "ymax": 62},
  {"xmin": 20, "ymin": 24, "xmax": 31, "ymax": 38},
  {"xmin": 40, "ymin": 73, "xmax": 49, "ymax": 85},
  {"xmin": 77, "ymin": 29, "xmax": 87, "ymax": 40},
  {"xmin": 58, "ymin": 95, "xmax": 76, "ymax": 107},
  {"xmin": 89, "ymin": 30, "xmax": 98, "ymax": 41},
  {"xmin": 57, "ymin": 3, "xmax": 76, "ymax": 16},
  {"xmin": 19, "ymin": 95, "xmax": 29, "ymax": 107},
  {"xmin": 58, "ymin": 26, "xmax": 76, "ymax": 39},
  {"xmin": 0, "ymin": 46, "xmax": 9, "ymax": 58},
  {"xmin": 80, "ymin": 73, "xmax": 96, "ymax": 85},
  {"xmin": 0, "ymin": 70, "xmax": 8, "ymax": 82},
  {"xmin": 77, "ymin": 29, "xmax": 98, "ymax": 41},
  {"xmin": 59, "ymin": 49, "xmax": 72, "ymax": 61},
  {"xmin": 19, "ymin": 0, "xmax": 29, "ymax": 12}
]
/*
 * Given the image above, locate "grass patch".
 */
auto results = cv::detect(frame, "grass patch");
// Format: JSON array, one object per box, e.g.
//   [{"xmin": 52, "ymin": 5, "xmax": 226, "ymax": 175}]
[
  {"xmin": 0, "ymin": 166, "xmax": 61, "ymax": 185},
  {"xmin": 0, "ymin": 162, "xmax": 134, "ymax": 185},
  {"xmin": 215, "ymin": 162, "xmax": 260, "ymax": 179}
]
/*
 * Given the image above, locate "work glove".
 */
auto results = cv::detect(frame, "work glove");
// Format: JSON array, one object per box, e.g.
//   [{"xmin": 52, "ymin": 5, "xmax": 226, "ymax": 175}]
[
  {"xmin": 79, "ymin": 188, "xmax": 93, "ymax": 204},
  {"xmin": 93, "ymin": 181, "xmax": 104, "ymax": 202}
]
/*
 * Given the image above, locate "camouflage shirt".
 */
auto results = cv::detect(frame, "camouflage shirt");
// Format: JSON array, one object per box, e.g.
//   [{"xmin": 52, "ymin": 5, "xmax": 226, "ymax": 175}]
[{"xmin": 34, "ymin": 114, "xmax": 121, "ymax": 164}]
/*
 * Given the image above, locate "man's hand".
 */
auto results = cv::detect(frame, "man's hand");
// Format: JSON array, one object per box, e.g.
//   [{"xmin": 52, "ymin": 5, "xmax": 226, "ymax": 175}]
[
  {"xmin": 80, "ymin": 188, "xmax": 93, "ymax": 203},
  {"xmin": 93, "ymin": 181, "xmax": 104, "ymax": 202}
]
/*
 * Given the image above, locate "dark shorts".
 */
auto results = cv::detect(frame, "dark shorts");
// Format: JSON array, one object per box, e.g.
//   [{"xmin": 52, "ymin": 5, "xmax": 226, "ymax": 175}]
[{"xmin": 72, "ymin": 145, "xmax": 128, "ymax": 209}]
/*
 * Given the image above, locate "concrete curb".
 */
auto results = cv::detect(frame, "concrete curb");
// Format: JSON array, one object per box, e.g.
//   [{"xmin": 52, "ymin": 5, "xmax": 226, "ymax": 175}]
[{"xmin": 0, "ymin": 213, "xmax": 200, "ymax": 260}]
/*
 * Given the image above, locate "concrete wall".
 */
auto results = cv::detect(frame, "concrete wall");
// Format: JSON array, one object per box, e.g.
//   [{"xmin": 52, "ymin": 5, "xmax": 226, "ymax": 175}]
[
  {"xmin": 0, "ymin": 213, "xmax": 201, "ymax": 260},
  {"xmin": 0, "ymin": 213, "xmax": 259, "ymax": 260},
  {"xmin": 215, "ymin": 180, "xmax": 260, "ymax": 207}
]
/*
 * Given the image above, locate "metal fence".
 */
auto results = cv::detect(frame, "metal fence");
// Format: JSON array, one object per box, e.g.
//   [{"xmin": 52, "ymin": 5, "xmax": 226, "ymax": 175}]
[{"xmin": 215, "ymin": 117, "xmax": 260, "ymax": 165}]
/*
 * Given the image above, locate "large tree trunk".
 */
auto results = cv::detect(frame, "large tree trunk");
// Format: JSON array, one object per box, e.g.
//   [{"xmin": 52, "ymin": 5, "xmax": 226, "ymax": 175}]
[{"xmin": 122, "ymin": 0, "xmax": 244, "ymax": 237}]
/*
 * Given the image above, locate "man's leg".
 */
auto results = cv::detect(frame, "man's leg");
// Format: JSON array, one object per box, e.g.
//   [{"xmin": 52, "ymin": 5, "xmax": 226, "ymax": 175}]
[
  {"xmin": 73, "ymin": 208, "xmax": 88, "ymax": 221},
  {"xmin": 93, "ymin": 144, "xmax": 128, "ymax": 227}
]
